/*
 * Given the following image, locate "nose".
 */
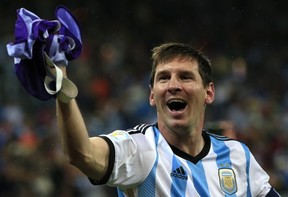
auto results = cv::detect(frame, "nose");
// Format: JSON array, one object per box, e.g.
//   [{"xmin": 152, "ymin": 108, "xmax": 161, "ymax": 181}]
[{"xmin": 168, "ymin": 76, "xmax": 182, "ymax": 93}]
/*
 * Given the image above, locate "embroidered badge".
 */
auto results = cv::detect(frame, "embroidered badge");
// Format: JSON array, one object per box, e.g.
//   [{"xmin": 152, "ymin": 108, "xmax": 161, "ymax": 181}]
[
  {"xmin": 218, "ymin": 168, "xmax": 237, "ymax": 195},
  {"xmin": 109, "ymin": 130, "xmax": 130, "ymax": 141}
]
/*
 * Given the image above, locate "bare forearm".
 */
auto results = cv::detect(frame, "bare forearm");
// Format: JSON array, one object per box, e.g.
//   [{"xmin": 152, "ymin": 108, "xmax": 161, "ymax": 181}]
[
  {"xmin": 56, "ymin": 98, "xmax": 91, "ymax": 165},
  {"xmin": 56, "ymin": 98, "xmax": 110, "ymax": 179}
]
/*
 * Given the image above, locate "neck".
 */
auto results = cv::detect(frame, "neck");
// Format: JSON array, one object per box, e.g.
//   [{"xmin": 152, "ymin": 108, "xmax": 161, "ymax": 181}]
[{"xmin": 157, "ymin": 123, "xmax": 205, "ymax": 157}]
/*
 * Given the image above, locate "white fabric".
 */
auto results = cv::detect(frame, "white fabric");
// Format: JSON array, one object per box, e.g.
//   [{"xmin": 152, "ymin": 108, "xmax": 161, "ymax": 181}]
[
  {"xmin": 44, "ymin": 53, "xmax": 78, "ymax": 103},
  {"xmin": 100, "ymin": 124, "xmax": 274, "ymax": 197},
  {"xmin": 44, "ymin": 53, "xmax": 63, "ymax": 95}
]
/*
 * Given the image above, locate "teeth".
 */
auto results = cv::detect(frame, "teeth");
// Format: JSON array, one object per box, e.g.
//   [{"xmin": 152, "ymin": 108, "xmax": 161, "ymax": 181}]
[{"xmin": 168, "ymin": 99, "xmax": 185, "ymax": 104}]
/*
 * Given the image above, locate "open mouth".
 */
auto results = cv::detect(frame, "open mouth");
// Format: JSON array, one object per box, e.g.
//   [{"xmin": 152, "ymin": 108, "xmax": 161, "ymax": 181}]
[{"xmin": 167, "ymin": 99, "xmax": 187, "ymax": 111}]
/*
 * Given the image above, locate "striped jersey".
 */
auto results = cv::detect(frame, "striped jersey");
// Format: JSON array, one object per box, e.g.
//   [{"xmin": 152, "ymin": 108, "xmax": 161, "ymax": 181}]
[{"xmin": 90, "ymin": 123, "xmax": 280, "ymax": 197}]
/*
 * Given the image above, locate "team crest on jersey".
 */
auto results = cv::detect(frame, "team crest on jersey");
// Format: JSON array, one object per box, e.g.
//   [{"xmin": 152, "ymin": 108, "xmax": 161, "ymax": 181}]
[{"xmin": 218, "ymin": 168, "xmax": 237, "ymax": 195}]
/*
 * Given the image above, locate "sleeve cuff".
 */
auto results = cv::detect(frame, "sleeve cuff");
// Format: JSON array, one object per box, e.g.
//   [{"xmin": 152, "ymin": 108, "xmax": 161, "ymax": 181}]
[{"xmin": 88, "ymin": 136, "xmax": 115, "ymax": 185}]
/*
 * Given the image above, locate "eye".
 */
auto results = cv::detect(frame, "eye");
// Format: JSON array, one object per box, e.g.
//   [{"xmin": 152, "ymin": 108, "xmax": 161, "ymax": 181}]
[
  {"xmin": 181, "ymin": 75, "xmax": 190, "ymax": 80},
  {"xmin": 156, "ymin": 73, "xmax": 170, "ymax": 82},
  {"xmin": 180, "ymin": 73, "xmax": 194, "ymax": 81},
  {"xmin": 159, "ymin": 75, "xmax": 170, "ymax": 80}
]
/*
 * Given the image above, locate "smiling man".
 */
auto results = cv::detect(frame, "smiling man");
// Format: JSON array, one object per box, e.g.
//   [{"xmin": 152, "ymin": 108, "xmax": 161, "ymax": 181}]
[
  {"xmin": 57, "ymin": 43, "xmax": 280, "ymax": 196},
  {"xmin": 149, "ymin": 45, "xmax": 215, "ymax": 157}
]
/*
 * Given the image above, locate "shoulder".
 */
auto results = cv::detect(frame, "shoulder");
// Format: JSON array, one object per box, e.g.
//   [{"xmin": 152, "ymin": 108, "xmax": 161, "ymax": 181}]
[
  {"xmin": 126, "ymin": 123, "xmax": 155, "ymax": 135},
  {"xmin": 104, "ymin": 123, "xmax": 154, "ymax": 141},
  {"xmin": 205, "ymin": 130, "xmax": 246, "ymax": 146},
  {"xmin": 204, "ymin": 130, "xmax": 251, "ymax": 155},
  {"xmin": 103, "ymin": 123, "xmax": 157, "ymax": 152},
  {"xmin": 125, "ymin": 123, "xmax": 158, "ymax": 150},
  {"xmin": 97, "ymin": 123, "xmax": 158, "ymax": 188},
  {"xmin": 205, "ymin": 130, "xmax": 235, "ymax": 141}
]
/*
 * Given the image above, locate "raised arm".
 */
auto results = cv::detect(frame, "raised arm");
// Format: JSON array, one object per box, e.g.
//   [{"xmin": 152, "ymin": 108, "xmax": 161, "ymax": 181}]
[{"xmin": 56, "ymin": 68, "xmax": 110, "ymax": 181}]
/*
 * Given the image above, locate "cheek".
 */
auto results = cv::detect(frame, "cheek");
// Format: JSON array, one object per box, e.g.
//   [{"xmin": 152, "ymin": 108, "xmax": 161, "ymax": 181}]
[
  {"xmin": 149, "ymin": 86, "xmax": 164, "ymax": 106},
  {"xmin": 187, "ymin": 87, "xmax": 206, "ymax": 103},
  {"xmin": 150, "ymin": 85, "xmax": 173, "ymax": 109},
  {"xmin": 150, "ymin": 92, "xmax": 164, "ymax": 108}
]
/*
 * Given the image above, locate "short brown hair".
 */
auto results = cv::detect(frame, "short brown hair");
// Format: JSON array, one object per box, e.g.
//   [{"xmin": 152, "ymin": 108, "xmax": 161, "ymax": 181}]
[{"xmin": 150, "ymin": 43, "xmax": 213, "ymax": 87}]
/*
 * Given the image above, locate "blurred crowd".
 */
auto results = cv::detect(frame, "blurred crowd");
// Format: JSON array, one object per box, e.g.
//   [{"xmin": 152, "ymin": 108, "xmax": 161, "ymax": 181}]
[{"xmin": 0, "ymin": 0, "xmax": 288, "ymax": 196}]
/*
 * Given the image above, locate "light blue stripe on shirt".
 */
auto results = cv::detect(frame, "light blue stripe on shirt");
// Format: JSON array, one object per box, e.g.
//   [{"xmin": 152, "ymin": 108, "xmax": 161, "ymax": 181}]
[
  {"xmin": 187, "ymin": 160, "xmax": 210, "ymax": 196},
  {"xmin": 117, "ymin": 189, "xmax": 126, "ymax": 197},
  {"xmin": 211, "ymin": 137, "xmax": 236, "ymax": 197}
]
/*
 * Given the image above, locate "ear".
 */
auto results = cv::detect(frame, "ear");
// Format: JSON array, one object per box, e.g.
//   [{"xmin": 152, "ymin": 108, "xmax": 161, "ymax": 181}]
[
  {"xmin": 205, "ymin": 82, "xmax": 215, "ymax": 104},
  {"xmin": 149, "ymin": 85, "xmax": 156, "ymax": 106}
]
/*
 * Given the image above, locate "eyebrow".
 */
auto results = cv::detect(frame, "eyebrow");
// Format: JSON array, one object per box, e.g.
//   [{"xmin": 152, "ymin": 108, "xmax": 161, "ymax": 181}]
[
  {"xmin": 179, "ymin": 70, "xmax": 195, "ymax": 76},
  {"xmin": 156, "ymin": 69, "xmax": 195, "ymax": 76},
  {"xmin": 156, "ymin": 70, "xmax": 170, "ymax": 76}
]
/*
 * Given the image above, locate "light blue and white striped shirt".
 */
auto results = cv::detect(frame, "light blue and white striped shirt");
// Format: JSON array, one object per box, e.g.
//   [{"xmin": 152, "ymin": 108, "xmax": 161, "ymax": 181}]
[{"xmin": 90, "ymin": 123, "xmax": 280, "ymax": 197}]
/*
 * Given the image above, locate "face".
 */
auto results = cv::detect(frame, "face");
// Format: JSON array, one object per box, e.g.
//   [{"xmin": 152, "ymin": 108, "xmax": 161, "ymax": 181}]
[{"xmin": 149, "ymin": 58, "xmax": 215, "ymax": 135}]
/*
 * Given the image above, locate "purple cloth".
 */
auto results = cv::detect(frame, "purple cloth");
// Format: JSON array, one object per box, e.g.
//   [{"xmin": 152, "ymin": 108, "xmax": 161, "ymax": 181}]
[
  {"xmin": 55, "ymin": 5, "xmax": 82, "ymax": 61},
  {"xmin": 45, "ymin": 6, "xmax": 83, "ymax": 65},
  {"xmin": 6, "ymin": 6, "xmax": 82, "ymax": 101},
  {"xmin": 6, "ymin": 8, "xmax": 60, "ymax": 59},
  {"xmin": 15, "ymin": 42, "xmax": 52, "ymax": 100}
]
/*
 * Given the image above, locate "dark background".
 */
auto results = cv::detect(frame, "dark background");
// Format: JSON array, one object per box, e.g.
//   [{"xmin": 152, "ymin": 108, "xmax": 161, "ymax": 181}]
[{"xmin": 1, "ymin": 0, "xmax": 287, "ymax": 196}]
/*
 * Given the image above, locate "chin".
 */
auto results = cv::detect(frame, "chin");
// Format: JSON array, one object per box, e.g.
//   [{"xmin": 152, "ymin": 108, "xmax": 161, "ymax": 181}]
[{"xmin": 169, "ymin": 120, "xmax": 190, "ymax": 130}]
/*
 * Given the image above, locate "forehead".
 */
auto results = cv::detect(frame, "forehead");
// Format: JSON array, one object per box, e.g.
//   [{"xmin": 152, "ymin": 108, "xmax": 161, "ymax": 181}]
[{"xmin": 155, "ymin": 58, "xmax": 199, "ymax": 73}]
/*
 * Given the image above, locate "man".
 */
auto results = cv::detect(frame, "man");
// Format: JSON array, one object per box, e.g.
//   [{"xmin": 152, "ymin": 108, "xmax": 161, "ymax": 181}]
[{"xmin": 56, "ymin": 43, "xmax": 280, "ymax": 196}]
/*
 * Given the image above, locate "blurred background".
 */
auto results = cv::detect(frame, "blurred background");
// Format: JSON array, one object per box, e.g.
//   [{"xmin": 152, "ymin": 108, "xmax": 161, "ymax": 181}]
[{"xmin": 1, "ymin": 0, "xmax": 288, "ymax": 196}]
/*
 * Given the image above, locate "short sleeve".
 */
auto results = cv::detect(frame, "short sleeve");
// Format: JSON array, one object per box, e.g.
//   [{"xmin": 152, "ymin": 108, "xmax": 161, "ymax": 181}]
[
  {"xmin": 248, "ymin": 150, "xmax": 274, "ymax": 196},
  {"xmin": 90, "ymin": 129, "xmax": 157, "ymax": 189}
]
